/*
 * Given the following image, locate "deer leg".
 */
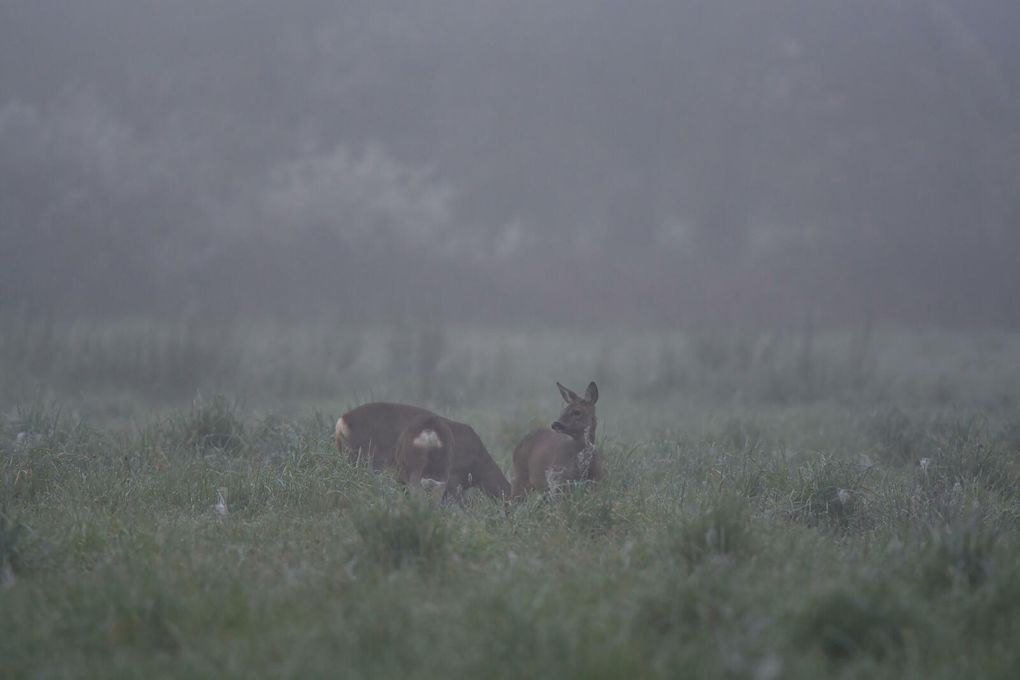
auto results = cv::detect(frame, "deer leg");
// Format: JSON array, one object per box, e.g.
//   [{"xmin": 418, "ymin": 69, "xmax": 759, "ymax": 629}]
[
  {"xmin": 443, "ymin": 468, "xmax": 468, "ymax": 506},
  {"xmin": 510, "ymin": 456, "xmax": 528, "ymax": 501},
  {"xmin": 407, "ymin": 465, "xmax": 424, "ymax": 497}
]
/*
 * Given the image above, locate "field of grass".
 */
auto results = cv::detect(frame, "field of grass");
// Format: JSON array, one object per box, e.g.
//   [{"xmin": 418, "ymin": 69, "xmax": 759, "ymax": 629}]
[{"xmin": 2, "ymin": 318, "xmax": 1020, "ymax": 678}]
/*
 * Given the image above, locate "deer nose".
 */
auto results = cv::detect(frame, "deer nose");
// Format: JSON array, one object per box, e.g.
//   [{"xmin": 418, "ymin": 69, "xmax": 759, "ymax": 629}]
[{"xmin": 551, "ymin": 421, "xmax": 565, "ymax": 432}]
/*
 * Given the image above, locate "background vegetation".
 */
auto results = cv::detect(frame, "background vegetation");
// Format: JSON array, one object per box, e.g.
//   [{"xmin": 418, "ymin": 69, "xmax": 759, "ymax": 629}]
[{"xmin": 4, "ymin": 1, "xmax": 1020, "ymax": 327}]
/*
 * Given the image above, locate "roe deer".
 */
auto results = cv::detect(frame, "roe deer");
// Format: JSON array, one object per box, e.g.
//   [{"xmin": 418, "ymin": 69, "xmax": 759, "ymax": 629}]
[
  {"xmin": 336, "ymin": 402, "xmax": 510, "ymax": 501},
  {"xmin": 395, "ymin": 414, "xmax": 453, "ymax": 503},
  {"xmin": 511, "ymin": 381, "xmax": 600, "ymax": 499}
]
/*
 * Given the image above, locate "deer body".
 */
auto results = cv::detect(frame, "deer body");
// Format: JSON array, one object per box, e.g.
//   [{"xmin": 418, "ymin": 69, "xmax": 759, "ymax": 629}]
[
  {"xmin": 511, "ymin": 382, "xmax": 600, "ymax": 499},
  {"xmin": 395, "ymin": 414, "xmax": 453, "ymax": 501},
  {"xmin": 336, "ymin": 402, "xmax": 510, "ymax": 501},
  {"xmin": 512, "ymin": 429, "xmax": 600, "ymax": 495}
]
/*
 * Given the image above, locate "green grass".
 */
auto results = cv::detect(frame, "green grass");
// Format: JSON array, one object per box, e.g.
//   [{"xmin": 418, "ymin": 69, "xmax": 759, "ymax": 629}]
[{"xmin": 2, "ymin": 321, "xmax": 1020, "ymax": 677}]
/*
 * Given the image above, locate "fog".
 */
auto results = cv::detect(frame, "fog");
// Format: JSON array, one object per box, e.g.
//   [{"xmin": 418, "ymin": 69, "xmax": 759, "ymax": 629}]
[{"xmin": 3, "ymin": 0, "xmax": 1019, "ymax": 329}]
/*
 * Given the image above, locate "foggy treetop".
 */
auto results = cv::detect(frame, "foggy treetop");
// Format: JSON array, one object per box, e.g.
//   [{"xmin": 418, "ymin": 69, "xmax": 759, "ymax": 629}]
[{"xmin": 3, "ymin": 1, "xmax": 1019, "ymax": 328}]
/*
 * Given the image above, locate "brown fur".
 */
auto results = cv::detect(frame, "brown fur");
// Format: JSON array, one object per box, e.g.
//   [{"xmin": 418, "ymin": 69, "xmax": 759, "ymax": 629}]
[
  {"xmin": 511, "ymin": 381, "xmax": 600, "ymax": 500},
  {"xmin": 336, "ymin": 402, "xmax": 511, "ymax": 501},
  {"xmin": 394, "ymin": 415, "xmax": 453, "ymax": 493}
]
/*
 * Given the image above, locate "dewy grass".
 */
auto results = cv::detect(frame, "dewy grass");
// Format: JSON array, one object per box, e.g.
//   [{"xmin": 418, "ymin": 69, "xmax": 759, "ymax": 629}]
[
  {"xmin": 668, "ymin": 493, "xmax": 756, "ymax": 566},
  {"xmin": 791, "ymin": 579, "xmax": 920, "ymax": 663},
  {"xmin": 1, "ymin": 326, "xmax": 1020, "ymax": 677},
  {"xmin": 351, "ymin": 492, "xmax": 452, "ymax": 573},
  {"xmin": 168, "ymin": 394, "xmax": 247, "ymax": 453}
]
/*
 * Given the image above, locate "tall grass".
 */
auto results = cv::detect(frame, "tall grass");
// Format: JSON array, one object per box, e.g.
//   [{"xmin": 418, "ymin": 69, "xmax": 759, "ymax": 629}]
[
  {"xmin": 5, "ymin": 318, "xmax": 1020, "ymax": 422},
  {"xmin": 2, "ymin": 394, "xmax": 1018, "ymax": 677},
  {"xmin": 2, "ymin": 322, "xmax": 1020, "ymax": 677}
]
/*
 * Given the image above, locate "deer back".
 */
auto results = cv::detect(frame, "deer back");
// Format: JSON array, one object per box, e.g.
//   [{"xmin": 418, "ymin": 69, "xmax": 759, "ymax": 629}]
[{"xmin": 336, "ymin": 402, "xmax": 510, "ymax": 500}]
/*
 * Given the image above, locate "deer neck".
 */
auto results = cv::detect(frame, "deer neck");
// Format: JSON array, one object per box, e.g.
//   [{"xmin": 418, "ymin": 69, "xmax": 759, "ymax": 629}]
[
  {"xmin": 575, "ymin": 425, "xmax": 597, "ymax": 477},
  {"xmin": 566, "ymin": 421, "xmax": 595, "ymax": 448}
]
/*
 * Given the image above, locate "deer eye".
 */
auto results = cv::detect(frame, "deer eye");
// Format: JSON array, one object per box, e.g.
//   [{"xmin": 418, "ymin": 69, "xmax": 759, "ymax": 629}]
[{"xmin": 571, "ymin": 409, "xmax": 582, "ymax": 416}]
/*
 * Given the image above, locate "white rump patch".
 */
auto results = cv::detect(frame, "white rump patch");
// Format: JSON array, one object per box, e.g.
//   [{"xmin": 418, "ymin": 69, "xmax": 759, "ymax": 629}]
[
  {"xmin": 412, "ymin": 429, "xmax": 442, "ymax": 449},
  {"xmin": 214, "ymin": 487, "xmax": 228, "ymax": 517},
  {"xmin": 335, "ymin": 416, "xmax": 351, "ymax": 442}
]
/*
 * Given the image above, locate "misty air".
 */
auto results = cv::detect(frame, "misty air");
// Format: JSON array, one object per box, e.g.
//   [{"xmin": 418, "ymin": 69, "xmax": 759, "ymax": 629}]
[{"xmin": 2, "ymin": 2, "xmax": 1019, "ymax": 677}]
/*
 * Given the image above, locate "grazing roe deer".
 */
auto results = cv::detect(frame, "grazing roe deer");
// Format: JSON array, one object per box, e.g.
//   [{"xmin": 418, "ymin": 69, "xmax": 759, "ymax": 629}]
[
  {"xmin": 511, "ymin": 381, "xmax": 600, "ymax": 499},
  {"xmin": 336, "ymin": 402, "xmax": 511, "ymax": 501},
  {"xmin": 395, "ymin": 414, "xmax": 453, "ymax": 502}
]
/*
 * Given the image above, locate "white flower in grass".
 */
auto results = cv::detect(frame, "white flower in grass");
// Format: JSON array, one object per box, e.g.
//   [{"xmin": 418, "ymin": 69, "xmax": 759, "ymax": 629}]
[
  {"xmin": 344, "ymin": 556, "xmax": 359, "ymax": 580},
  {"xmin": 214, "ymin": 487, "xmax": 228, "ymax": 516}
]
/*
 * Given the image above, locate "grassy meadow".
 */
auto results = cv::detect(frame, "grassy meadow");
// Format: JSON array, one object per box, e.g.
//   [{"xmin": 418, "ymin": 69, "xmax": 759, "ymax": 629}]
[{"xmin": 2, "ymin": 318, "xmax": 1020, "ymax": 678}]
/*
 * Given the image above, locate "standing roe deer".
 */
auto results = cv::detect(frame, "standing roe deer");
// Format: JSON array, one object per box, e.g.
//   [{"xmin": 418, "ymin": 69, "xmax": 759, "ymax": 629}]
[
  {"xmin": 336, "ymin": 402, "xmax": 510, "ymax": 501},
  {"xmin": 394, "ymin": 414, "xmax": 453, "ymax": 502},
  {"xmin": 511, "ymin": 381, "xmax": 600, "ymax": 499}
]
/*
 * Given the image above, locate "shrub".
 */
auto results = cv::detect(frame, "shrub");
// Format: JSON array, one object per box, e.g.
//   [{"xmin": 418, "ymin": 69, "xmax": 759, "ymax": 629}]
[
  {"xmin": 168, "ymin": 394, "xmax": 245, "ymax": 452},
  {"xmin": 792, "ymin": 581, "xmax": 918, "ymax": 663},
  {"xmin": 632, "ymin": 571, "xmax": 722, "ymax": 639},
  {"xmin": 249, "ymin": 414, "xmax": 303, "ymax": 460},
  {"xmin": 668, "ymin": 495, "xmax": 754, "ymax": 566},
  {"xmin": 922, "ymin": 418, "xmax": 1020, "ymax": 501},
  {"xmin": 4, "ymin": 402, "xmax": 100, "ymax": 457},
  {"xmin": 556, "ymin": 485, "xmax": 615, "ymax": 537},
  {"xmin": 962, "ymin": 558, "xmax": 1020, "ymax": 638},
  {"xmin": 918, "ymin": 517, "xmax": 999, "ymax": 593},
  {"xmin": 868, "ymin": 408, "xmax": 927, "ymax": 464},
  {"xmin": 352, "ymin": 495, "xmax": 450, "ymax": 573},
  {"xmin": 788, "ymin": 456, "xmax": 871, "ymax": 531}
]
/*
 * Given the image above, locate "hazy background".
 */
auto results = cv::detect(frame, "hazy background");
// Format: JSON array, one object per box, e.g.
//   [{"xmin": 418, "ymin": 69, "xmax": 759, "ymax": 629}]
[{"xmin": 3, "ymin": 0, "xmax": 1019, "ymax": 329}]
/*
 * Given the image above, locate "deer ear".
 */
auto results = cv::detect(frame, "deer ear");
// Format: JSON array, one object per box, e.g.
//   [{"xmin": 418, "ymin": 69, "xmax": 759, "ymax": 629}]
[
  {"xmin": 584, "ymin": 381, "xmax": 599, "ymax": 404},
  {"xmin": 557, "ymin": 382, "xmax": 579, "ymax": 403}
]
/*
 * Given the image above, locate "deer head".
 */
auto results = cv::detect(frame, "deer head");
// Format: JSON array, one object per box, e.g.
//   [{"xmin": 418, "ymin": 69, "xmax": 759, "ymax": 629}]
[{"xmin": 550, "ymin": 381, "xmax": 598, "ymax": 443}]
